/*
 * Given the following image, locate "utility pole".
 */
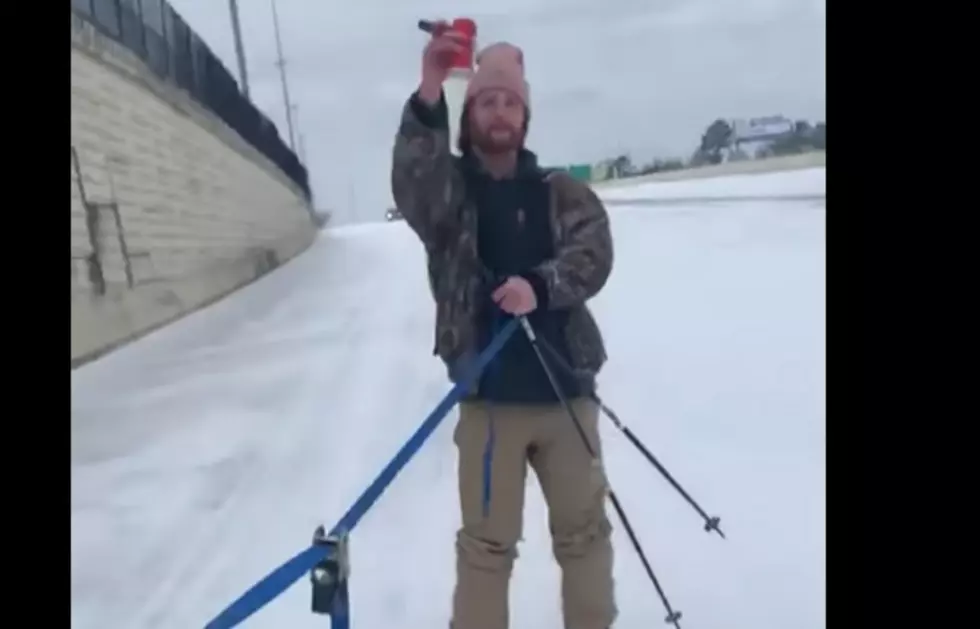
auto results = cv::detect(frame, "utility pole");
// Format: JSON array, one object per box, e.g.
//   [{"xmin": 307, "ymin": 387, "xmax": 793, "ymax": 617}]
[
  {"xmin": 292, "ymin": 104, "xmax": 307, "ymax": 164},
  {"xmin": 270, "ymin": 0, "xmax": 296, "ymax": 151},
  {"xmin": 228, "ymin": 0, "xmax": 250, "ymax": 98},
  {"xmin": 348, "ymin": 182, "xmax": 357, "ymax": 223}
]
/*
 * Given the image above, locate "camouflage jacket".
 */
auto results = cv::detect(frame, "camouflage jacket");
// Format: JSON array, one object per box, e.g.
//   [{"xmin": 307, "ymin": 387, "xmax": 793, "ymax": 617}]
[{"xmin": 390, "ymin": 93, "xmax": 613, "ymax": 388}]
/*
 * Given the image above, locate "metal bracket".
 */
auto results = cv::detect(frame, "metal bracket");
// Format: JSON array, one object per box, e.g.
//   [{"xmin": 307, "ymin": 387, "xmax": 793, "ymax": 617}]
[{"xmin": 310, "ymin": 526, "xmax": 350, "ymax": 617}]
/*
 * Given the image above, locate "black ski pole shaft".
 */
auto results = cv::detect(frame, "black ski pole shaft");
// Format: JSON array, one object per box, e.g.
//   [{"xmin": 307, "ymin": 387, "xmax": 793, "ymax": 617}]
[
  {"xmin": 533, "ymin": 334, "xmax": 725, "ymax": 539},
  {"xmin": 517, "ymin": 316, "xmax": 683, "ymax": 627},
  {"xmin": 597, "ymin": 402, "xmax": 725, "ymax": 539},
  {"xmin": 607, "ymin": 489, "xmax": 683, "ymax": 628},
  {"xmin": 517, "ymin": 317, "xmax": 596, "ymax": 456}
]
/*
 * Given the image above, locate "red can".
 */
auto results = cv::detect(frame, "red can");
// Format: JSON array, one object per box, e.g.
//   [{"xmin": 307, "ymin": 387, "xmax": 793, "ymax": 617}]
[
  {"xmin": 419, "ymin": 17, "xmax": 478, "ymax": 71},
  {"xmin": 449, "ymin": 18, "xmax": 477, "ymax": 70}
]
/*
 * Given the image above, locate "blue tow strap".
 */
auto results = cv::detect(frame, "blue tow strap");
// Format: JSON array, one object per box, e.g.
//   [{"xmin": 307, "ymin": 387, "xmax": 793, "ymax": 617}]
[
  {"xmin": 203, "ymin": 317, "xmax": 520, "ymax": 629},
  {"xmin": 480, "ymin": 313, "xmax": 508, "ymax": 518}
]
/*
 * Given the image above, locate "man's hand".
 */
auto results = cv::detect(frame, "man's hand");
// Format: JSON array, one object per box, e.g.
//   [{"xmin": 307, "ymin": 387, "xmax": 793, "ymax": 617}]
[
  {"xmin": 419, "ymin": 24, "xmax": 470, "ymax": 104},
  {"xmin": 492, "ymin": 276, "xmax": 538, "ymax": 315}
]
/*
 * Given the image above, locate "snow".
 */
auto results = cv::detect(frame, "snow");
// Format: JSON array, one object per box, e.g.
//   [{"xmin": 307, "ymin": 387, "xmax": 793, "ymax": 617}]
[
  {"xmin": 71, "ymin": 169, "xmax": 825, "ymax": 629},
  {"xmin": 599, "ymin": 167, "xmax": 826, "ymax": 202}
]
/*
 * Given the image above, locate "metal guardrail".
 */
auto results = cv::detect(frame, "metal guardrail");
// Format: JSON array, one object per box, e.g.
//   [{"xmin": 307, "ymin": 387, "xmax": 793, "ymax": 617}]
[{"xmin": 71, "ymin": 0, "xmax": 310, "ymax": 199}]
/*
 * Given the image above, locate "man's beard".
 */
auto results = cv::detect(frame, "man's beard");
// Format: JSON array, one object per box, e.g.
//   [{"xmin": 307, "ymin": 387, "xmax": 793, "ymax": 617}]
[{"xmin": 471, "ymin": 123, "xmax": 524, "ymax": 155}]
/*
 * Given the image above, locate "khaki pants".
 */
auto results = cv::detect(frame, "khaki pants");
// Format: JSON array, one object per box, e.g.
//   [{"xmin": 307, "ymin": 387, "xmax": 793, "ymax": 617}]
[{"xmin": 450, "ymin": 398, "xmax": 617, "ymax": 629}]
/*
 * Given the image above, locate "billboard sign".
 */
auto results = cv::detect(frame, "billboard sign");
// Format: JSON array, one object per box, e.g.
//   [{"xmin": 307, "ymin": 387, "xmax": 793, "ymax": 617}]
[{"xmin": 732, "ymin": 116, "xmax": 794, "ymax": 143}]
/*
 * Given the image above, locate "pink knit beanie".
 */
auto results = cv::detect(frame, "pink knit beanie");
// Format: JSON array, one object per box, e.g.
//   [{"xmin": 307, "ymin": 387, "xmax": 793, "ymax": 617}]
[{"xmin": 464, "ymin": 42, "xmax": 530, "ymax": 108}]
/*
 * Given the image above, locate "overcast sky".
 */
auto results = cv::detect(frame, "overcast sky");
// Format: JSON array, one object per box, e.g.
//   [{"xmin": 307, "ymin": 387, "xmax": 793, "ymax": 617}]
[{"xmin": 167, "ymin": 0, "xmax": 825, "ymax": 224}]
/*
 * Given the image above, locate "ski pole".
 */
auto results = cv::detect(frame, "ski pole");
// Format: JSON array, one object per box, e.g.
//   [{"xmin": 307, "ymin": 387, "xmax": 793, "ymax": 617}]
[
  {"xmin": 518, "ymin": 316, "xmax": 684, "ymax": 628},
  {"xmin": 533, "ymin": 333, "xmax": 726, "ymax": 539},
  {"xmin": 595, "ymin": 398, "xmax": 725, "ymax": 538}
]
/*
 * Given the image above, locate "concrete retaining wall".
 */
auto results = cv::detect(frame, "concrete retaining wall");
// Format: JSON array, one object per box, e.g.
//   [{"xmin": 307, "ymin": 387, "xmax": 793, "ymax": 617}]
[{"xmin": 71, "ymin": 13, "xmax": 317, "ymax": 366}]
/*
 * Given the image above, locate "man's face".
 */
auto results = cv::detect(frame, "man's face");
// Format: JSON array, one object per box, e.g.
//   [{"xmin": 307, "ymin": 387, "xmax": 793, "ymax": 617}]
[{"xmin": 468, "ymin": 89, "xmax": 526, "ymax": 155}]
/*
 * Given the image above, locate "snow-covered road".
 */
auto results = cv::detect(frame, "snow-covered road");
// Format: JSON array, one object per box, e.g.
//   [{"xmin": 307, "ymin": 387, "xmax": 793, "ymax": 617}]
[{"xmin": 71, "ymin": 168, "xmax": 826, "ymax": 629}]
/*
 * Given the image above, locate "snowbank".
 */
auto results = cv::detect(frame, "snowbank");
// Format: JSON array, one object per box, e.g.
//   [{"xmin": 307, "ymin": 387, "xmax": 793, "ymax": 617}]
[{"xmin": 598, "ymin": 167, "xmax": 825, "ymax": 202}]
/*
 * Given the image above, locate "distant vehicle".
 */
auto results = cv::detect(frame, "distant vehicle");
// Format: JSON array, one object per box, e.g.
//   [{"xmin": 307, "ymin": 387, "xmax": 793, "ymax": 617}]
[{"xmin": 385, "ymin": 207, "xmax": 403, "ymax": 221}]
